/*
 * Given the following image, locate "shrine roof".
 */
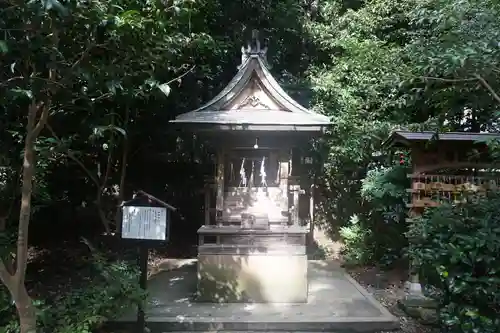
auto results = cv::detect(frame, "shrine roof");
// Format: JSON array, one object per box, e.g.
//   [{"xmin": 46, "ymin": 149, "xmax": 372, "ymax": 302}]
[
  {"xmin": 383, "ymin": 130, "xmax": 500, "ymax": 148},
  {"xmin": 170, "ymin": 31, "xmax": 331, "ymax": 132}
]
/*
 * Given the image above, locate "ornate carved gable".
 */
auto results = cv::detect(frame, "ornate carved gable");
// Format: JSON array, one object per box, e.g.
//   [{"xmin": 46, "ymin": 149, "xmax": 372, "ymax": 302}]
[
  {"xmin": 237, "ymin": 95, "xmax": 270, "ymax": 110},
  {"xmin": 223, "ymin": 77, "xmax": 285, "ymax": 111}
]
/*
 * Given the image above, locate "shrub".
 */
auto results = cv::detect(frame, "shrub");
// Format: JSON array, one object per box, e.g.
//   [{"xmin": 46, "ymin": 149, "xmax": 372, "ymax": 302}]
[
  {"xmin": 39, "ymin": 254, "xmax": 146, "ymax": 333},
  {"xmin": 408, "ymin": 194, "xmax": 500, "ymax": 333},
  {"xmin": 339, "ymin": 164, "xmax": 409, "ymax": 267},
  {"xmin": 360, "ymin": 165, "xmax": 409, "ymax": 266},
  {"xmin": 1, "ymin": 250, "xmax": 146, "ymax": 333},
  {"xmin": 339, "ymin": 215, "xmax": 372, "ymax": 265}
]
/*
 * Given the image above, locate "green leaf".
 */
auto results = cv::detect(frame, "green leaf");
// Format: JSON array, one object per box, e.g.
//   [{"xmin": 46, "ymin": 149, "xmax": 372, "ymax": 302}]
[
  {"xmin": 0, "ymin": 41, "xmax": 8, "ymax": 54},
  {"xmin": 42, "ymin": 0, "xmax": 69, "ymax": 16},
  {"xmin": 10, "ymin": 89, "xmax": 33, "ymax": 99},
  {"xmin": 158, "ymin": 83, "xmax": 171, "ymax": 97},
  {"xmin": 106, "ymin": 80, "xmax": 123, "ymax": 94},
  {"xmin": 109, "ymin": 126, "xmax": 127, "ymax": 137},
  {"xmin": 120, "ymin": 10, "xmax": 141, "ymax": 20},
  {"xmin": 94, "ymin": 125, "xmax": 127, "ymax": 138}
]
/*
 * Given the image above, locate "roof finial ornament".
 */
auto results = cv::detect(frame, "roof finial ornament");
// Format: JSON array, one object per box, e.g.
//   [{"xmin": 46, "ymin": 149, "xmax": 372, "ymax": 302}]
[{"xmin": 240, "ymin": 29, "xmax": 268, "ymax": 68}]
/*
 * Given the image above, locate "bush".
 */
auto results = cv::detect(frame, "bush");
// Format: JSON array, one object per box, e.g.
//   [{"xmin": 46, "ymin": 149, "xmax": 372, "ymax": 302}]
[
  {"xmin": 408, "ymin": 194, "xmax": 500, "ymax": 333},
  {"xmin": 40, "ymin": 255, "xmax": 146, "ymax": 333},
  {"xmin": 339, "ymin": 215, "xmax": 371, "ymax": 265},
  {"xmin": 340, "ymin": 164, "xmax": 409, "ymax": 267},
  {"xmin": 1, "ymin": 250, "xmax": 146, "ymax": 333}
]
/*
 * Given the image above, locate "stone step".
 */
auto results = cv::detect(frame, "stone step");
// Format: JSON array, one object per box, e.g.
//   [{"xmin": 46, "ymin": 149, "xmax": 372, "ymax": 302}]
[
  {"xmin": 111, "ymin": 320, "xmax": 397, "ymax": 332},
  {"xmin": 119, "ymin": 329, "xmax": 379, "ymax": 333}
]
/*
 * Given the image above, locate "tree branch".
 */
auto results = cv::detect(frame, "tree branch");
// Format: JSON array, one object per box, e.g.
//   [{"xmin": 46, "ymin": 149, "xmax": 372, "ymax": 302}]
[
  {"xmin": 164, "ymin": 65, "xmax": 196, "ymax": 86},
  {"xmin": 421, "ymin": 74, "xmax": 500, "ymax": 104},
  {"xmin": 45, "ymin": 123, "xmax": 100, "ymax": 187},
  {"xmin": 474, "ymin": 74, "xmax": 500, "ymax": 105},
  {"xmin": 26, "ymin": 102, "xmax": 39, "ymax": 139},
  {"xmin": 0, "ymin": 76, "xmax": 24, "ymax": 87},
  {"xmin": 0, "ymin": 76, "xmax": 66, "ymax": 89},
  {"xmin": 96, "ymin": 117, "xmax": 116, "ymax": 234},
  {"xmin": 46, "ymin": 123, "xmax": 112, "ymax": 233},
  {"xmin": 32, "ymin": 104, "xmax": 49, "ymax": 138},
  {"xmin": 100, "ymin": 116, "xmax": 115, "ymax": 190},
  {"xmin": 420, "ymin": 76, "xmax": 478, "ymax": 83},
  {"xmin": 69, "ymin": 43, "xmax": 106, "ymax": 71}
]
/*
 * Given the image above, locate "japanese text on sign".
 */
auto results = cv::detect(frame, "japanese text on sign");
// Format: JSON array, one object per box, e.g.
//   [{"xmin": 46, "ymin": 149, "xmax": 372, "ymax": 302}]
[{"xmin": 121, "ymin": 206, "xmax": 168, "ymax": 240}]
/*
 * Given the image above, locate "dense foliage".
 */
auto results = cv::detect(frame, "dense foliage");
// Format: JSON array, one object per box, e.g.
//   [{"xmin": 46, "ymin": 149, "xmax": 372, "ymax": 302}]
[
  {"xmin": 308, "ymin": 3, "xmax": 500, "ymax": 331},
  {"xmin": 408, "ymin": 195, "xmax": 500, "ymax": 333},
  {"xmin": 307, "ymin": 0, "xmax": 500, "ymax": 262},
  {"xmin": 340, "ymin": 163, "xmax": 410, "ymax": 266},
  {"xmin": 0, "ymin": 249, "xmax": 144, "ymax": 333}
]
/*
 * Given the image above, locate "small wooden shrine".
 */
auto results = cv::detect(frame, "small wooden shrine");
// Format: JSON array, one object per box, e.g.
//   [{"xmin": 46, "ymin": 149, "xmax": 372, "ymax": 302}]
[
  {"xmin": 383, "ymin": 130, "xmax": 500, "ymax": 295},
  {"xmin": 170, "ymin": 31, "xmax": 330, "ymax": 303}
]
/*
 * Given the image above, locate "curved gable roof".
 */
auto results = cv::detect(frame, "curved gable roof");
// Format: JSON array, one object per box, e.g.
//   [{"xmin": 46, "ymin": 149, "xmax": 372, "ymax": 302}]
[{"xmin": 171, "ymin": 35, "xmax": 331, "ymax": 132}]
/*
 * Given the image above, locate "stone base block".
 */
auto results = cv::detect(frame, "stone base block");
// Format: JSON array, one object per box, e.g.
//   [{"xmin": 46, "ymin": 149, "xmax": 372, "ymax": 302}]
[
  {"xmin": 398, "ymin": 295, "xmax": 438, "ymax": 325},
  {"xmin": 197, "ymin": 254, "xmax": 308, "ymax": 303},
  {"xmin": 399, "ymin": 294, "xmax": 438, "ymax": 309}
]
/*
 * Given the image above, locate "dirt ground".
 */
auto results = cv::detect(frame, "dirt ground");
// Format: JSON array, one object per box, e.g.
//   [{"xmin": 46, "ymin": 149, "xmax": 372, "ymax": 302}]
[
  {"xmin": 347, "ymin": 266, "xmax": 438, "ymax": 333},
  {"xmin": 312, "ymin": 227, "xmax": 438, "ymax": 333}
]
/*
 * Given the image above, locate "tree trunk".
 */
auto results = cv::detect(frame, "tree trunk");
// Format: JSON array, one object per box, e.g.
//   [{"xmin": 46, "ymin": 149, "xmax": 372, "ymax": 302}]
[
  {"xmin": 0, "ymin": 101, "xmax": 49, "ymax": 333},
  {"xmin": 115, "ymin": 105, "xmax": 130, "ymax": 235},
  {"xmin": 16, "ymin": 287, "xmax": 37, "ymax": 333},
  {"xmin": 14, "ymin": 105, "xmax": 39, "ymax": 333}
]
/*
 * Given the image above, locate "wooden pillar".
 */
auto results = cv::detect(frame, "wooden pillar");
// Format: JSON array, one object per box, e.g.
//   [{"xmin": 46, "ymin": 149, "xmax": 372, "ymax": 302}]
[
  {"xmin": 288, "ymin": 149, "xmax": 298, "ymax": 226},
  {"xmin": 292, "ymin": 185, "xmax": 299, "ymax": 225},
  {"xmin": 278, "ymin": 150, "xmax": 290, "ymax": 227},
  {"xmin": 215, "ymin": 149, "xmax": 225, "ymax": 226},
  {"xmin": 309, "ymin": 153, "xmax": 321, "ymax": 245},
  {"xmin": 406, "ymin": 149, "xmax": 424, "ymax": 296},
  {"xmin": 204, "ymin": 183, "xmax": 211, "ymax": 226},
  {"xmin": 269, "ymin": 150, "xmax": 278, "ymax": 185},
  {"xmin": 309, "ymin": 184, "xmax": 314, "ymax": 230},
  {"xmin": 307, "ymin": 183, "xmax": 315, "ymax": 246}
]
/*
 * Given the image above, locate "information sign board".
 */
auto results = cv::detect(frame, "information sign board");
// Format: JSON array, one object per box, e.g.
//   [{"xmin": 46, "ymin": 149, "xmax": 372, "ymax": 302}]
[{"xmin": 121, "ymin": 206, "xmax": 168, "ymax": 241}]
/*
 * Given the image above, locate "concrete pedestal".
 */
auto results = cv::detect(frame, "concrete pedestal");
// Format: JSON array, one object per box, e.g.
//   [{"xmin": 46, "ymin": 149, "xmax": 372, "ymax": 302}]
[{"xmin": 196, "ymin": 226, "xmax": 308, "ymax": 303}]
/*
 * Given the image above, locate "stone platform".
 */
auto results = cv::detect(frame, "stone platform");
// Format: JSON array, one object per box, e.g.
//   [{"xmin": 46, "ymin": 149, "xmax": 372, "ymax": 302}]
[
  {"xmin": 111, "ymin": 260, "xmax": 399, "ymax": 332},
  {"xmin": 197, "ymin": 226, "xmax": 309, "ymax": 303}
]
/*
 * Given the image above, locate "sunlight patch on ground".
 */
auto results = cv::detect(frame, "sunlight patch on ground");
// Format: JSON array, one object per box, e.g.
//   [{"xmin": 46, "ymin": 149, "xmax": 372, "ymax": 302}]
[
  {"xmin": 313, "ymin": 228, "xmax": 344, "ymax": 260},
  {"xmin": 149, "ymin": 258, "xmax": 196, "ymax": 278}
]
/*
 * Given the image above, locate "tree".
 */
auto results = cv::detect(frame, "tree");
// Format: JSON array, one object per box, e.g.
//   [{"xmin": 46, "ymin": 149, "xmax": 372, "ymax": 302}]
[
  {"xmin": 303, "ymin": 0, "xmax": 415, "ymax": 232},
  {"xmin": 0, "ymin": 0, "xmax": 203, "ymax": 330},
  {"xmin": 302, "ymin": 0, "xmax": 500, "ymax": 273},
  {"xmin": 401, "ymin": 0, "xmax": 500, "ymax": 130}
]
